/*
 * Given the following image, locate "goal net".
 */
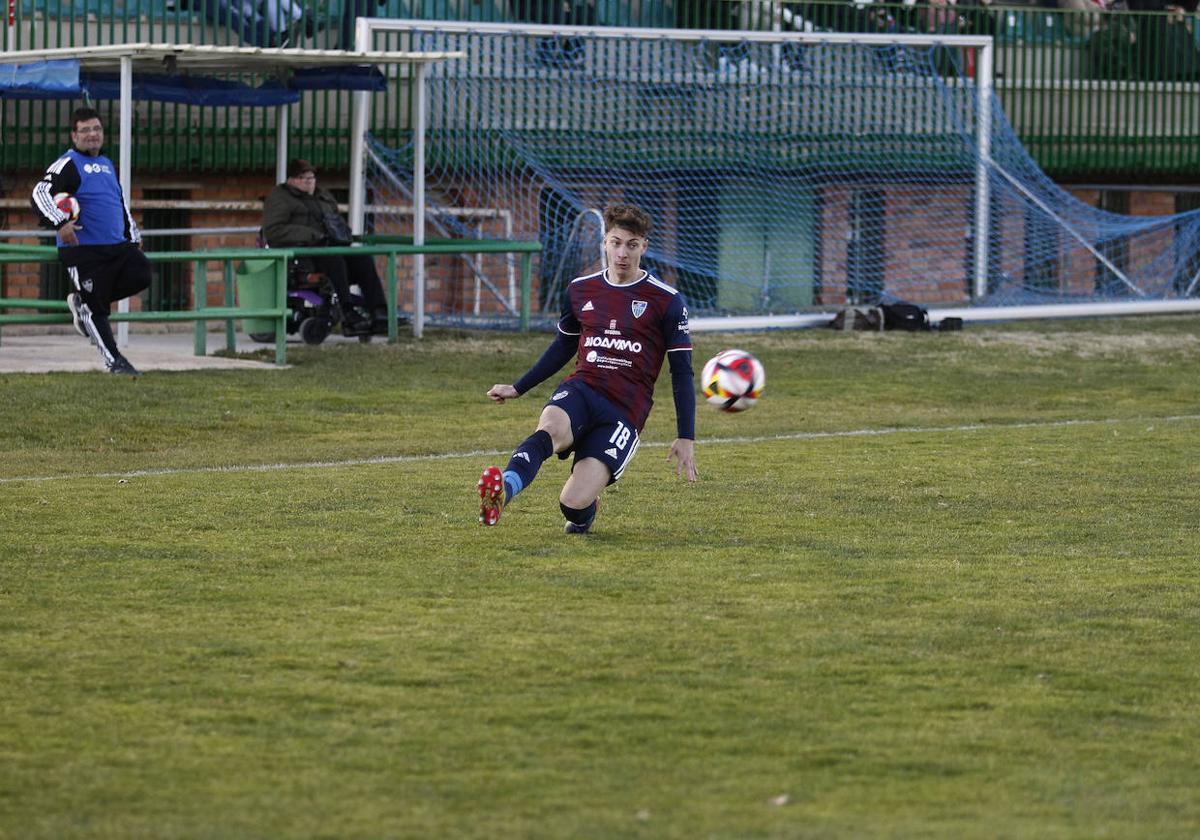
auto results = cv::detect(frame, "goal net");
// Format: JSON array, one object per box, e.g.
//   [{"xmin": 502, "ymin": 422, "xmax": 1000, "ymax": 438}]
[{"xmin": 361, "ymin": 21, "xmax": 1200, "ymax": 328}]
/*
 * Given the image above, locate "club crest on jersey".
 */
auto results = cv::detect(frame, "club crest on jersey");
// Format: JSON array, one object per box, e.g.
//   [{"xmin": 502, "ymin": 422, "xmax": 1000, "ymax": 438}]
[
  {"xmin": 632, "ymin": 300, "xmax": 647, "ymax": 319},
  {"xmin": 581, "ymin": 300, "xmax": 594, "ymax": 312}
]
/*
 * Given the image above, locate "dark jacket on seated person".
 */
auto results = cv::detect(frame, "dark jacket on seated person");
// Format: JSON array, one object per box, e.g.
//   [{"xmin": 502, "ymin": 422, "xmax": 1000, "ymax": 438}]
[
  {"xmin": 262, "ymin": 182, "xmax": 341, "ymax": 248},
  {"xmin": 260, "ymin": 159, "xmax": 388, "ymax": 332}
]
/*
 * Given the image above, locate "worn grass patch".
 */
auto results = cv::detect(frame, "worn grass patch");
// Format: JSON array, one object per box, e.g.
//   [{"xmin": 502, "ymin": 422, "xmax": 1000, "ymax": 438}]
[{"xmin": 2, "ymin": 316, "xmax": 1200, "ymax": 838}]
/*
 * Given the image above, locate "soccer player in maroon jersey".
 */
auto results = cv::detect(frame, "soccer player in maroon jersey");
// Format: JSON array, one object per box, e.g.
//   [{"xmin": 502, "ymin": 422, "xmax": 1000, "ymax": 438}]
[{"xmin": 478, "ymin": 203, "xmax": 698, "ymax": 533}]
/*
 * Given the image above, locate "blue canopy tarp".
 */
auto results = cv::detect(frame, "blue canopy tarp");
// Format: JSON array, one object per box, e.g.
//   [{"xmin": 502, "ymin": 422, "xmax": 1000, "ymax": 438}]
[
  {"xmin": 0, "ymin": 58, "xmax": 386, "ymax": 104},
  {"xmin": 0, "ymin": 58, "xmax": 80, "ymax": 96}
]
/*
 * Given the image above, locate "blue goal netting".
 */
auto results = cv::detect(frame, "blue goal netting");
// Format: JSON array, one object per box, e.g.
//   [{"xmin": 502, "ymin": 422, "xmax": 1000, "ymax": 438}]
[{"xmin": 364, "ymin": 24, "xmax": 1200, "ymax": 327}]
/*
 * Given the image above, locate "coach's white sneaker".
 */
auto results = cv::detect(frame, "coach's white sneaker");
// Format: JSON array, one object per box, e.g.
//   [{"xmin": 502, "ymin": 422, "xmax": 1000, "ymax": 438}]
[{"xmin": 66, "ymin": 292, "xmax": 88, "ymax": 338}]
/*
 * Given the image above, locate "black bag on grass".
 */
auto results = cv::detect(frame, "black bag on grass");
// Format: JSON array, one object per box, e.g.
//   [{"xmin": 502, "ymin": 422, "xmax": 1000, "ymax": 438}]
[
  {"xmin": 829, "ymin": 306, "xmax": 884, "ymax": 331},
  {"xmin": 830, "ymin": 302, "xmax": 931, "ymax": 331},
  {"xmin": 880, "ymin": 303, "xmax": 929, "ymax": 331}
]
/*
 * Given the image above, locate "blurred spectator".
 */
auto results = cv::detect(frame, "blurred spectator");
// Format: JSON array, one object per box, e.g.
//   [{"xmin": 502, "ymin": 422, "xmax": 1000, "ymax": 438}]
[
  {"xmin": 799, "ymin": 0, "xmax": 894, "ymax": 34},
  {"xmin": 920, "ymin": 0, "xmax": 962, "ymax": 33},
  {"xmin": 262, "ymin": 159, "xmax": 388, "ymax": 336},
  {"xmin": 1087, "ymin": 0, "xmax": 1199, "ymax": 79},
  {"xmin": 728, "ymin": 0, "xmax": 784, "ymax": 31},
  {"xmin": 508, "ymin": 0, "xmax": 595, "ymax": 67},
  {"xmin": 338, "ymin": 0, "xmax": 388, "ymax": 50},
  {"xmin": 674, "ymin": 0, "xmax": 759, "ymax": 74},
  {"xmin": 788, "ymin": 0, "xmax": 900, "ymax": 74},
  {"xmin": 958, "ymin": 0, "xmax": 1003, "ymax": 36},
  {"xmin": 1060, "ymin": 0, "xmax": 1108, "ymax": 38},
  {"xmin": 915, "ymin": 0, "xmax": 970, "ymax": 75},
  {"xmin": 201, "ymin": 0, "xmax": 303, "ymax": 47},
  {"xmin": 720, "ymin": 0, "xmax": 779, "ymax": 76},
  {"xmin": 674, "ymin": 0, "xmax": 736, "ymax": 29}
]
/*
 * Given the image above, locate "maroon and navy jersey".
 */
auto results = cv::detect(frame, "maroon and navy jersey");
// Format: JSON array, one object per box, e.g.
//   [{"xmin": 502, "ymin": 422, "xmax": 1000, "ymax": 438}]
[{"xmin": 559, "ymin": 268, "xmax": 692, "ymax": 432}]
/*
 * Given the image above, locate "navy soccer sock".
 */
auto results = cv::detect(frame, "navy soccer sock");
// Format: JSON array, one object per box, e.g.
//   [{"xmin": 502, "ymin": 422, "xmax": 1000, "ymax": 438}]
[
  {"xmin": 502, "ymin": 429, "xmax": 554, "ymax": 503},
  {"xmin": 560, "ymin": 500, "xmax": 597, "ymax": 526}
]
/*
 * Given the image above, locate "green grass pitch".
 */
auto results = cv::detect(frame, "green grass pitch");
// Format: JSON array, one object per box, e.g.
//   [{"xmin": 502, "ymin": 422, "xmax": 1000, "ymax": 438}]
[{"xmin": 2, "ymin": 316, "xmax": 1199, "ymax": 838}]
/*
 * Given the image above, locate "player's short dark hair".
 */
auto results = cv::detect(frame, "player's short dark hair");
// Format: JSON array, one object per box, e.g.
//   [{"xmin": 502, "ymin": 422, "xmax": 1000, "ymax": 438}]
[
  {"xmin": 71, "ymin": 107, "xmax": 101, "ymax": 132},
  {"xmin": 604, "ymin": 203, "xmax": 651, "ymax": 238}
]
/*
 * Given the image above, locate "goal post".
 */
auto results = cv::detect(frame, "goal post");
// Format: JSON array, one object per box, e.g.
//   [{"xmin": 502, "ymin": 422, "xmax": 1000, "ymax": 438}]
[{"xmin": 355, "ymin": 18, "xmax": 1200, "ymax": 330}]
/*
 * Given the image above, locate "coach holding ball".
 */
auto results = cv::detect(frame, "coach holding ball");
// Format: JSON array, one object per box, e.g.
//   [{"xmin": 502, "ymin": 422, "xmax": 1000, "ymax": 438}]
[{"xmin": 31, "ymin": 107, "xmax": 150, "ymax": 376}]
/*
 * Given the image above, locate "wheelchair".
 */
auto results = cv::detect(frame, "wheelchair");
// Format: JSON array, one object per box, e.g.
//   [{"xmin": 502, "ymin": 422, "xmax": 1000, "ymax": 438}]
[
  {"xmin": 244, "ymin": 223, "xmax": 390, "ymax": 346},
  {"xmin": 246, "ymin": 255, "xmax": 377, "ymax": 346}
]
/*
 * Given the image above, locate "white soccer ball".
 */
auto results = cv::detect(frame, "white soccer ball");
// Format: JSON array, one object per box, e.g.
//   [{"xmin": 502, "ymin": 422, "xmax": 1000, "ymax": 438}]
[
  {"xmin": 700, "ymin": 348, "xmax": 765, "ymax": 413},
  {"xmin": 54, "ymin": 192, "xmax": 80, "ymax": 221}
]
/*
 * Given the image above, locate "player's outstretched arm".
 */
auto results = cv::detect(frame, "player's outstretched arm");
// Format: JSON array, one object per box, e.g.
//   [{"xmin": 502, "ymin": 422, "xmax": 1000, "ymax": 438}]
[
  {"xmin": 665, "ymin": 347, "xmax": 697, "ymax": 481},
  {"xmin": 486, "ymin": 330, "xmax": 574, "ymax": 405},
  {"xmin": 667, "ymin": 438, "xmax": 698, "ymax": 482},
  {"xmin": 487, "ymin": 384, "xmax": 520, "ymax": 403}
]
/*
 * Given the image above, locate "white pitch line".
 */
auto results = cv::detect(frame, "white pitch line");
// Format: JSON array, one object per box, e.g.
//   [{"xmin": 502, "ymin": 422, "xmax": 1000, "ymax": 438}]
[{"xmin": 3, "ymin": 414, "xmax": 1199, "ymax": 485}]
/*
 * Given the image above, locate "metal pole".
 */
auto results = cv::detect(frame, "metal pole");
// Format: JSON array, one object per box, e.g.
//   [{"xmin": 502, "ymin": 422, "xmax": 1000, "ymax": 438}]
[
  {"xmin": 413, "ymin": 60, "xmax": 428, "ymax": 339},
  {"xmin": 275, "ymin": 105, "xmax": 289, "ymax": 185},
  {"xmin": 348, "ymin": 89, "xmax": 369, "ymax": 236},
  {"xmin": 192, "ymin": 259, "xmax": 206, "ymax": 356},
  {"xmin": 223, "ymin": 259, "xmax": 236, "ymax": 351},
  {"xmin": 972, "ymin": 38, "xmax": 993, "ymax": 300},
  {"xmin": 387, "ymin": 253, "xmax": 398, "ymax": 343},
  {"xmin": 520, "ymin": 252, "xmax": 532, "ymax": 333},
  {"xmin": 348, "ymin": 15, "xmax": 372, "ymax": 237},
  {"xmin": 2, "ymin": 0, "xmax": 14, "ymax": 139},
  {"xmin": 117, "ymin": 54, "xmax": 133, "ymax": 347}
]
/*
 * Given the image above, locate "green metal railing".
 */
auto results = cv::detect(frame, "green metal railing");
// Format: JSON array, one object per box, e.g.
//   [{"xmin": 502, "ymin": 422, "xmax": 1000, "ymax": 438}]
[
  {"xmin": 3, "ymin": 1, "xmax": 1199, "ymax": 177},
  {"xmin": 0, "ymin": 238, "xmax": 542, "ymax": 359},
  {"xmin": 314, "ymin": 237, "xmax": 542, "ymax": 332},
  {"xmin": 0, "ymin": 243, "xmax": 292, "ymax": 363}
]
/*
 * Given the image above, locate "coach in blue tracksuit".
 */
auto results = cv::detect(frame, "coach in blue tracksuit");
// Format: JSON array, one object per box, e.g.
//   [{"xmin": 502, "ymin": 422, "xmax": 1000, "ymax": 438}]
[{"xmin": 31, "ymin": 107, "xmax": 150, "ymax": 376}]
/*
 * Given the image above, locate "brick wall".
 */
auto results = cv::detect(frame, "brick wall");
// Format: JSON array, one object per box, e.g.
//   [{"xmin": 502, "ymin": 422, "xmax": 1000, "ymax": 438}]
[{"xmin": 814, "ymin": 183, "xmax": 1191, "ymax": 305}]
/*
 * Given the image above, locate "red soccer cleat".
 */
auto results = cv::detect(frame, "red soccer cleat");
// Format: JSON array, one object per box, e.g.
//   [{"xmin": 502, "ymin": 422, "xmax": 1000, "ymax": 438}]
[{"xmin": 478, "ymin": 465, "xmax": 505, "ymax": 526}]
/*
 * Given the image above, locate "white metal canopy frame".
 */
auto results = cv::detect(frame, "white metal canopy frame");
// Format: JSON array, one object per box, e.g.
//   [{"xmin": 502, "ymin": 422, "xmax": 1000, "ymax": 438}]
[{"xmin": 4, "ymin": 41, "xmax": 461, "ymax": 340}]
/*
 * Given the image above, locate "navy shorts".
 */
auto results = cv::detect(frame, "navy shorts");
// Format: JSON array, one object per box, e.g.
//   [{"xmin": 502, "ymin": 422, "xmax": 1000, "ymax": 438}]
[
  {"xmin": 59, "ymin": 242, "xmax": 152, "ymax": 317},
  {"xmin": 543, "ymin": 379, "xmax": 641, "ymax": 485}
]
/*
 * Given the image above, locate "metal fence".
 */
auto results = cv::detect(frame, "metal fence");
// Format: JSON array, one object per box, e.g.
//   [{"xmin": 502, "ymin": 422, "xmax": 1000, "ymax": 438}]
[{"xmin": 4, "ymin": 0, "xmax": 1199, "ymax": 176}]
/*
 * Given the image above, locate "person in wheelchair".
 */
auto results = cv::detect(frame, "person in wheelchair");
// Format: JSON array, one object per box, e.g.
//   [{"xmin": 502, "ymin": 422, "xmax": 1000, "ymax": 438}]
[{"xmin": 262, "ymin": 158, "xmax": 388, "ymax": 336}]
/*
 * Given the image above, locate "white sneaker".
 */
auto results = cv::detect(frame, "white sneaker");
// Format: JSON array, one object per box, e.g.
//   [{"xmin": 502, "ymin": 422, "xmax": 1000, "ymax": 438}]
[{"xmin": 66, "ymin": 292, "xmax": 87, "ymax": 338}]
